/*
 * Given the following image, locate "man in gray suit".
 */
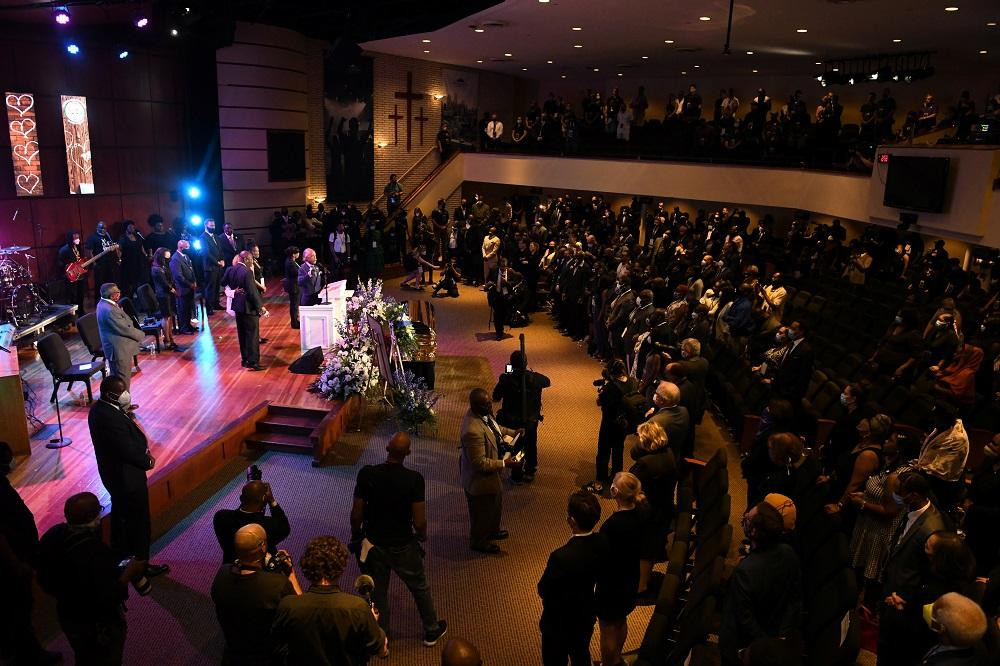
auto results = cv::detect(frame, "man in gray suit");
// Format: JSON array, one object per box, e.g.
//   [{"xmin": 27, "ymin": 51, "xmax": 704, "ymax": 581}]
[
  {"xmin": 633, "ymin": 381, "xmax": 691, "ymax": 461},
  {"xmin": 459, "ymin": 388, "xmax": 522, "ymax": 554},
  {"xmin": 96, "ymin": 283, "xmax": 144, "ymax": 391}
]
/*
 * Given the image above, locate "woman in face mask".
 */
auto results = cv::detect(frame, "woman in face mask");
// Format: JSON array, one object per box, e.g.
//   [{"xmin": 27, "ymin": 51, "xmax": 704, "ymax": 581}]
[
  {"xmin": 819, "ymin": 383, "xmax": 870, "ymax": 478},
  {"xmin": 846, "ymin": 431, "xmax": 916, "ymax": 604},
  {"xmin": 869, "ymin": 307, "xmax": 923, "ymax": 379}
]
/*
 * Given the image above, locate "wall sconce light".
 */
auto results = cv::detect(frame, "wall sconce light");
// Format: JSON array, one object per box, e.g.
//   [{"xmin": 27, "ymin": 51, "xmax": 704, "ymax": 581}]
[
  {"xmin": 313, "ymin": 196, "xmax": 326, "ymax": 204},
  {"xmin": 376, "ymin": 141, "xmax": 388, "ymax": 149},
  {"xmin": 432, "ymin": 93, "xmax": 445, "ymax": 101}
]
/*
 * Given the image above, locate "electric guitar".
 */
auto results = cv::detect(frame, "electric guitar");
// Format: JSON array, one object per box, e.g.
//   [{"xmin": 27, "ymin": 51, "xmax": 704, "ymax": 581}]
[{"xmin": 65, "ymin": 244, "xmax": 119, "ymax": 282}]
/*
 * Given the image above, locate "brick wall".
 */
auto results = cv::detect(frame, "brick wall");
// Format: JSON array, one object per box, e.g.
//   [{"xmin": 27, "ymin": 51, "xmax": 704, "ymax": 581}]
[
  {"xmin": 305, "ymin": 39, "xmax": 327, "ymax": 204},
  {"xmin": 371, "ymin": 54, "xmax": 444, "ymax": 205}
]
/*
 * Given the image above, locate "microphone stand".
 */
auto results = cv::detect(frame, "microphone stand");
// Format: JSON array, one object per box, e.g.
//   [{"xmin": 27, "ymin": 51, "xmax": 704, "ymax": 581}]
[
  {"xmin": 46, "ymin": 391, "xmax": 72, "ymax": 449},
  {"xmin": 321, "ymin": 263, "xmax": 329, "ymax": 305}
]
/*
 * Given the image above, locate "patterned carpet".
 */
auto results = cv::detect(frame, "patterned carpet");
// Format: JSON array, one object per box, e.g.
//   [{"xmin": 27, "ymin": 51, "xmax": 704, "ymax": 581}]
[{"xmin": 42, "ymin": 279, "xmax": 738, "ymax": 665}]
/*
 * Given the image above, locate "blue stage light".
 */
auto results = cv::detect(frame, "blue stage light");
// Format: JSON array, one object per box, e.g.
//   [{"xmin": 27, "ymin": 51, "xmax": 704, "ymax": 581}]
[
  {"xmin": 192, "ymin": 239, "xmax": 202, "ymax": 251},
  {"xmin": 186, "ymin": 185, "xmax": 201, "ymax": 199},
  {"xmin": 189, "ymin": 214, "xmax": 203, "ymax": 226},
  {"xmin": 118, "ymin": 49, "xmax": 129, "ymax": 60},
  {"xmin": 66, "ymin": 43, "xmax": 80, "ymax": 55}
]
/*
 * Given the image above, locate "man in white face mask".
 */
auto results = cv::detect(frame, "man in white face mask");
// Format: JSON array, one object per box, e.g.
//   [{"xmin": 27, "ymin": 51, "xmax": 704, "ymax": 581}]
[
  {"xmin": 88, "ymin": 376, "xmax": 169, "ymax": 583},
  {"xmin": 96, "ymin": 282, "xmax": 145, "ymax": 391}
]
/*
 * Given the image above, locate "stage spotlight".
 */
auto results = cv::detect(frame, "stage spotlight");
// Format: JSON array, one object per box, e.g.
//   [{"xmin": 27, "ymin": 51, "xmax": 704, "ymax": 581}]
[
  {"xmin": 118, "ymin": 49, "xmax": 130, "ymax": 60},
  {"xmin": 186, "ymin": 185, "xmax": 201, "ymax": 199},
  {"xmin": 189, "ymin": 214, "xmax": 203, "ymax": 226},
  {"xmin": 192, "ymin": 239, "xmax": 202, "ymax": 251},
  {"xmin": 53, "ymin": 6, "xmax": 70, "ymax": 25},
  {"xmin": 170, "ymin": 28, "xmax": 179, "ymax": 37},
  {"xmin": 135, "ymin": 16, "xmax": 149, "ymax": 29},
  {"xmin": 66, "ymin": 43, "xmax": 80, "ymax": 55}
]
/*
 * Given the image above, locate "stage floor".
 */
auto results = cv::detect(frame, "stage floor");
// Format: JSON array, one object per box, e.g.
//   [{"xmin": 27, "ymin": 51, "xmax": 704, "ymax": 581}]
[{"xmin": 10, "ymin": 287, "xmax": 329, "ymax": 533}]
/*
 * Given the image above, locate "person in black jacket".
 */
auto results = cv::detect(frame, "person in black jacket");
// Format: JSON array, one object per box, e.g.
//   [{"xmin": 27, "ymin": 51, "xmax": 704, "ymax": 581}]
[
  {"xmin": 58, "ymin": 230, "xmax": 87, "ymax": 315},
  {"xmin": 767, "ymin": 320, "xmax": 814, "ymax": 407},
  {"xmin": 719, "ymin": 501, "xmax": 803, "ymax": 665},
  {"xmin": 493, "ymin": 350, "xmax": 550, "ymax": 482},
  {"xmin": 597, "ymin": 472, "xmax": 646, "ymax": 666},
  {"xmin": 149, "ymin": 248, "xmax": 177, "ymax": 349},
  {"xmin": 212, "ymin": 480, "xmax": 291, "ymax": 564},
  {"xmin": 283, "ymin": 246, "xmax": 301, "ymax": 329},
  {"xmin": 0, "ymin": 442, "xmax": 60, "ymax": 666},
  {"xmin": 629, "ymin": 421, "xmax": 678, "ymax": 599},
  {"xmin": 169, "ymin": 239, "xmax": 197, "ymax": 334},
  {"xmin": 588, "ymin": 359, "xmax": 638, "ymax": 495},
  {"xmin": 224, "ymin": 251, "xmax": 267, "ymax": 371},
  {"xmin": 88, "ymin": 376, "xmax": 169, "ymax": 579},
  {"xmin": 38, "ymin": 492, "xmax": 147, "ymax": 666},
  {"xmin": 200, "ymin": 218, "xmax": 225, "ymax": 315},
  {"xmin": 538, "ymin": 490, "xmax": 610, "ymax": 666}
]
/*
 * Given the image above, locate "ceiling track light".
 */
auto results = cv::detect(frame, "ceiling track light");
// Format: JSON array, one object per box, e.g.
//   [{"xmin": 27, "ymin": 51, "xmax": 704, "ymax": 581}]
[{"xmin": 53, "ymin": 5, "xmax": 70, "ymax": 25}]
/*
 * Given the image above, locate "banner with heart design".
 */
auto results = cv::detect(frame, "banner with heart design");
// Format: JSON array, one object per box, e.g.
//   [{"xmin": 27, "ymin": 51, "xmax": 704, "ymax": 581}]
[
  {"xmin": 5, "ymin": 90, "xmax": 43, "ymax": 197},
  {"xmin": 61, "ymin": 95, "xmax": 95, "ymax": 195}
]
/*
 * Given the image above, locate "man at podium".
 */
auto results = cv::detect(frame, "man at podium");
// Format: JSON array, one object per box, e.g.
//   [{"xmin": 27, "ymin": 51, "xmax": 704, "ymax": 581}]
[{"xmin": 297, "ymin": 248, "xmax": 323, "ymax": 307}]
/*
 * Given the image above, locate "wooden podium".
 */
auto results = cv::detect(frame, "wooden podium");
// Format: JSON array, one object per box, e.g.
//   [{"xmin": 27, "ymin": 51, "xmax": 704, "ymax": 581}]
[
  {"xmin": 299, "ymin": 281, "xmax": 352, "ymax": 353},
  {"xmin": 0, "ymin": 324, "xmax": 30, "ymax": 456}
]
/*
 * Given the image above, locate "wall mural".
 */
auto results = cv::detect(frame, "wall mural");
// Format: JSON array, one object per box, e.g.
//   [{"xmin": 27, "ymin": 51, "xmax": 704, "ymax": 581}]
[
  {"xmin": 60, "ymin": 95, "xmax": 94, "ymax": 194},
  {"xmin": 324, "ymin": 50, "xmax": 374, "ymax": 202},
  {"xmin": 5, "ymin": 92, "xmax": 44, "ymax": 197},
  {"xmin": 441, "ymin": 68, "xmax": 479, "ymax": 148}
]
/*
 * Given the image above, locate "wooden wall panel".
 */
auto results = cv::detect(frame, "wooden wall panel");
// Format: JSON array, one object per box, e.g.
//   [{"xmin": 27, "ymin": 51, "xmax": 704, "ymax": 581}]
[
  {"xmin": 121, "ymin": 193, "xmax": 158, "ymax": 223},
  {"xmin": 217, "ymin": 86, "xmax": 306, "ymax": 111},
  {"xmin": 77, "ymin": 195, "xmax": 124, "ymax": 229},
  {"xmin": 117, "ymin": 148, "xmax": 158, "ymax": 193},
  {"xmin": 217, "ymin": 44, "xmax": 306, "ymax": 72},
  {"xmin": 112, "ymin": 52, "xmax": 151, "ymax": 101},
  {"xmin": 114, "ymin": 100, "xmax": 154, "ymax": 147},
  {"xmin": 0, "ymin": 200, "xmax": 38, "ymax": 247},
  {"xmin": 233, "ymin": 23, "xmax": 306, "ymax": 51},
  {"xmin": 30, "ymin": 198, "xmax": 79, "ymax": 246},
  {"xmin": 223, "ymin": 170, "xmax": 305, "ymax": 190},
  {"xmin": 222, "ymin": 187, "xmax": 306, "ymax": 211},
  {"xmin": 64, "ymin": 51, "xmax": 114, "ymax": 98},
  {"xmin": 86, "ymin": 98, "xmax": 116, "ymax": 148},
  {"xmin": 148, "ymin": 56, "xmax": 182, "ymax": 103},
  {"xmin": 220, "ymin": 128, "xmax": 267, "ymax": 150},
  {"xmin": 14, "ymin": 45, "xmax": 67, "ymax": 94},
  {"xmin": 216, "ymin": 64, "xmax": 307, "ymax": 92},
  {"xmin": 152, "ymin": 103, "xmax": 184, "ymax": 147},
  {"xmin": 221, "ymin": 149, "xmax": 267, "ymax": 170},
  {"xmin": 218, "ymin": 108, "xmax": 306, "ymax": 131},
  {"xmin": 90, "ymin": 147, "xmax": 121, "ymax": 195}
]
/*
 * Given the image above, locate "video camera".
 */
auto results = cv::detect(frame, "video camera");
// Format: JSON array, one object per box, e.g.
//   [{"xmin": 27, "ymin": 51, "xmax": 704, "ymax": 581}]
[
  {"xmin": 246, "ymin": 464, "xmax": 262, "ymax": 482},
  {"xmin": 118, "ymin": 557, "xmax": 152, "ymax": 596},
  {"xmin": 264, "ymin": 551, "xmax": 293, "ymax": 576}
]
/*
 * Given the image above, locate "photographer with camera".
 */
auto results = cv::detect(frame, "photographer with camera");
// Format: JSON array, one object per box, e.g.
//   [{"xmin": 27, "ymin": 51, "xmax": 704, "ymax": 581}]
[
  {"xmin": 211, "ymin": 523, "xmax": 299, "ymax": 665},
  {"xmin": 37, "ymin": 492, "xmax": 149, "ymax": 665},
  {"xmin": 213, "ymin": 475, "xmax": 291, "ymax": 564},
  {"xmin": 586, "ymin": 359, "xmax": 640, "ymax": 496},
  {"xmin": 493, "ymin": 350, "xmax": 550, "ymax": 483}
]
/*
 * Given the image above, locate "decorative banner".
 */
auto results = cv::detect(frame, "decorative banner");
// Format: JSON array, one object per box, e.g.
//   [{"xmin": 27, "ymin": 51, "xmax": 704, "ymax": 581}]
[
  {"xmin": 5, "ymin": 91, "xmax": 44, "ymax": 197},
  {"xmin": 441, "ymin": 68, "xmax": 479, "ymax": 147},
  {"xmin": 61, "ymin": 95, "xmax": 94, "ymax": 194}
]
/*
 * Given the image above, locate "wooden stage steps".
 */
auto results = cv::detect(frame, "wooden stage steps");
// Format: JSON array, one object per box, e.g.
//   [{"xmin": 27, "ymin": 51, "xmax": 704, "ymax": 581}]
[{"xmin": 245, "ymin": 405, "xmax": 328, "ymax": 455}]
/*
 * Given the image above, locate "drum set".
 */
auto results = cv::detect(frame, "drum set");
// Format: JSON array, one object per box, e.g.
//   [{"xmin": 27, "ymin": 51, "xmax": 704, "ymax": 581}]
[{"xmin": 0, "ymin": 245, "xmax": 46, "ymax": 327}]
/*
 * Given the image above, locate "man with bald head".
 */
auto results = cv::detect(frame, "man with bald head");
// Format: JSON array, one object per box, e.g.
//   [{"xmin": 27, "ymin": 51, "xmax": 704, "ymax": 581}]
[
  {"xmin": 460, "ymin": 389, "xmax": 523, "ymax": 554},
  {"xmin": 633, "ymin": 381, "xmax": 690, "ymax": 462},
  {"xmin": 441, "ymin": 637, "xmax": 483, "ymax": 666},
  {"xmin": 213, "ymin": 479, "xmax": 291, "ymax": 564},
  {"xmin": 38, "ymin": 492, "xmax": 147, "ymax": 665},
  {"xmin": 351, "ymin": 432, "xmax": 447, "ymax": 645},
  {"xmin": 211, "ymin": 523, "xmax": 297, "ymax": 664}
]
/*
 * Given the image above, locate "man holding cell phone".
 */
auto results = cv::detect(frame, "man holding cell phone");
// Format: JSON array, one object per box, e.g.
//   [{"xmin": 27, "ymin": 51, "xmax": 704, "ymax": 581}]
[{"xmin": 493, "ymin": 351, "xmax": 551, "ymax": 484}]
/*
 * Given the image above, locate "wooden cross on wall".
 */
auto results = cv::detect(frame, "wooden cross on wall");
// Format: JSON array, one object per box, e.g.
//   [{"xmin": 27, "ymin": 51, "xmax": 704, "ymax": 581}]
[
  {"xmin": 393, "ymin": 71, "xmax": 424, "ymax": 152},
  {"xmin": 388, "ymin": 104, "xmax": 404, "ymax": 145},
  {"xmin": 414, "ymin": 107, "xmax": 429, "ymax": 146}
]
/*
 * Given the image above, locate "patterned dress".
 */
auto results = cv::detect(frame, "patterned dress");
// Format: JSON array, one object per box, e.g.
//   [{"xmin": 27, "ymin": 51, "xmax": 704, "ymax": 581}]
[{"xmin": 850, "ymin": 463, "xmax": 913, "ymax": 581}]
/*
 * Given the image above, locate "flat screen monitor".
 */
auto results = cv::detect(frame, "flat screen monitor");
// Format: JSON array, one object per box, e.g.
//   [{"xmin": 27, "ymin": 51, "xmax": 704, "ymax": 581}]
[{"xmin": 883, "ymin": 155, "xmax": 950, "ymax": 213}]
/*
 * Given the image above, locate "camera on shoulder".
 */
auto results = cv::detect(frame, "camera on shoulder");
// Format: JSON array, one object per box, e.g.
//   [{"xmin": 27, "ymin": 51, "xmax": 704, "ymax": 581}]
[{"xmin": 264, "ymin": 551, "xmax": 293, "ymax": 576}]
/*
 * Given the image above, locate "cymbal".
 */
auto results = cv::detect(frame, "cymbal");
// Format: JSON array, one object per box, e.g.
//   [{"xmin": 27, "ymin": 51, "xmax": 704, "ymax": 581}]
[{"xmin": 0, "ymin": 245, "xmax": 30, "ymax": 254}]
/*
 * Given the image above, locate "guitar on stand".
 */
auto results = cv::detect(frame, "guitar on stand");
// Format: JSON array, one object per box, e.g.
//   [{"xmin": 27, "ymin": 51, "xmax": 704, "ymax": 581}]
[{"xmin": 65, "ymin": 244, "xmax": 119, "ymax": 283}]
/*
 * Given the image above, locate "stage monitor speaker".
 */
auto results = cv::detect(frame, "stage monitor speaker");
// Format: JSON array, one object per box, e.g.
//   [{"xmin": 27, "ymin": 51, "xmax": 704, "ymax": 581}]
[{"xmin": 289, "ymin": 347, "xmax": 323, "ymax": 374}]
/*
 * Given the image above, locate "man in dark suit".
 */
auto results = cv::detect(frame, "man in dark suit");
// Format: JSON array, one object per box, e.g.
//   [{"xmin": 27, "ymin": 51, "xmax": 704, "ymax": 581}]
[
  {"xmin": 605, "ymin": 275, "xmax": 636, "ymax": 360},
  {"xmin": 219, "ymin": 222, "xmax": 241, "ymax": 266},
  {"xmin": 878, "ymin": 472, "xmax": 951, "ymax": 666},
  {"xmin": 200, "ymin": 218, "xmax": 225, "ymax": 315},
  {"xmin": 769, "ymin": 319, "xmax": 813, "ymax": 404},
  {"xmin": 459, "ymin": 389, "xmax": 522, "ymax": 554},
  {"xmin": 719, "ymin": 501, "xmax": 802, "ymax": 665},
  {"xmin": 88, "ymin": 376, "xmax": 168, "ymax": 579},
  {"xmin": 169, "ymin": 239, "xmax": 197, "ymax": 334},
  {"xmin": 635, "ymin": 381, "xmax": 691, "ymax": 461},
  {"xmin": 85, "ymin": 221, "xmax": 120, "ymax": 307},
  {"xmin": 486, "ymin": 259, "xmax": 521, "ymax": 341},
  {"xmin": 538, "ymin": 490, "xmax": 609, "ymax": 666},
  {"xmin": 297, "ymin": 248, "xmax": 323, "ymax": 307},
  {"xmin": 225, "ymin": 251, "xmax": 266, "ymax": 371},
  {"xmin": 493, "ymin": 351, "xmax": 551, "ymax": 483},
  {"xmin": 677, "ymin": 337, "xmax": 710, "ymax": 395}
]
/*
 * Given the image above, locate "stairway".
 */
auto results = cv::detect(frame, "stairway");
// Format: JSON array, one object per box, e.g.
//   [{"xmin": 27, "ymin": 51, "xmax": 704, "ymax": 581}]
[{"xmin": 244, "ymin": 404, "xmax": 328, "ymax": 455}]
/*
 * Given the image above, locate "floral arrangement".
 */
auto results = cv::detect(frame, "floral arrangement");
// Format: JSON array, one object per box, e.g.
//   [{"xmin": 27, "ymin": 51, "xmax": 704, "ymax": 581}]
[
  {"xmin": 392, "ymin": 369, "xmax": 441, "ymax": 432},
  {"xmin": 310, "ymin": 279, "xmax": 414, "ymax": 401}
]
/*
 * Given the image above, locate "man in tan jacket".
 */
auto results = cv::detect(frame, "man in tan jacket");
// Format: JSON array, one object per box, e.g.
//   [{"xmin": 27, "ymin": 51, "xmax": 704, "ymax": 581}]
[{"xmin": 459, "ymin": 388, "xmax": 522, "ymax": 554}]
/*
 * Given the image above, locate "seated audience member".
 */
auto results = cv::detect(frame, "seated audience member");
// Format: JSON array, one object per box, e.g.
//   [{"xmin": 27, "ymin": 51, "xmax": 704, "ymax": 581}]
[
  {"xmin": 213, "ymin": 480, "xmax": 291, "ymax": 564},
  {"xmin": 211, "ymin": 524, "xmax": 298, "ymax": 665},
  {"xmin": 930, "ymin": 343, "xmax": 984, "ymax": 407},
  {"xmin": 629, "ymin": 422, "xmax": 678, "ymax": 599},
  {"xmin": 538, "ymin": 490, "xmax": 609, "ymax": 666},
  {"xmin": 965, "ymin": 434, "xmax": 1000, "ymax": 575},
  {"xmin": 441, "ymin": 637, "xmax": 483, "ymax": 666},
  {"xmin": 869, "ymin": 308, "xmax": 924, "ymax": 379},
  {"xmin": 38, "ymin": 492, "xmax": 148, "ymax": 666},
  {"xmin": 719, "ymin": 501, "xmax": 802, "ymax": 665},
  {"xmin": 597, "ymin": 472, "xmax": 647, "ymax": 666},
  {"xmin": 878, "ymin": 472, "xmax": 952, "ymax": 666},
  {"xmin": 0, "ymin": 442, "xmax": 59, "ymax": 666},
  {"xmin": 915, "ymin": 402, "xmax": 970, "ymax": 507},
  {"xmin": 920, "ymin": 592, "xmax": 988, "ymax": 665},
  {"xmin": 272, "ymin": 536, "xmax": 387, "ymax": 664}
]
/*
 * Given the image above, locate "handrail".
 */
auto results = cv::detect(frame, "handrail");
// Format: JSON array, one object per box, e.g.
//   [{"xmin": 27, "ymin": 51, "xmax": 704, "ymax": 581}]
[
  {"xmin": 372, "ymin": 145, "xmax": 440, "ymax": 207},
  {"xmin": 400, "ymin": 150, "xmax": 461, "ymax": 210}
]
